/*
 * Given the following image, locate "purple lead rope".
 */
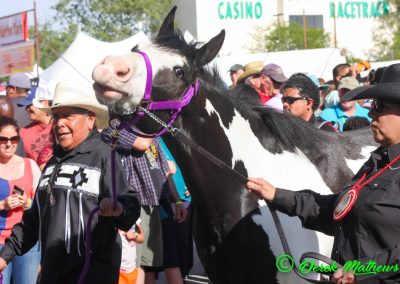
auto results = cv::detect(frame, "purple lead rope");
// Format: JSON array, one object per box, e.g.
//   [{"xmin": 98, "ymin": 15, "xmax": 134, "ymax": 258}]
[{"xmin": 76, "ymin": 149, "xmax": 118, "ymax": 284}]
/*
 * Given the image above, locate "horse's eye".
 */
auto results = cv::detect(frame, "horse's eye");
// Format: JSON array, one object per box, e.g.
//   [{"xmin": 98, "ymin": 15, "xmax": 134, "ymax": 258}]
[
  {"xmin": 174, "ymin": 67, "xmax": 185, "ymax": 79},
  {"xmin": 131, "ymin": 44, "xmax": 138, "ymax": 52}
]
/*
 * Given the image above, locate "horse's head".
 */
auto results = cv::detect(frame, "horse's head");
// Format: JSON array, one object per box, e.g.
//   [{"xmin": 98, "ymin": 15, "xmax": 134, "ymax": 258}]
[{"xmin": 92, "ymin": 6, "xmax": 225, "ymax": 134}]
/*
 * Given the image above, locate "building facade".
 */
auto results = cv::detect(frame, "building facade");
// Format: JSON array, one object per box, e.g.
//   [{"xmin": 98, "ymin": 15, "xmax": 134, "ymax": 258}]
[{"xmin": 174, "ymin": 0, "xmax": 390, "ymax": 58}]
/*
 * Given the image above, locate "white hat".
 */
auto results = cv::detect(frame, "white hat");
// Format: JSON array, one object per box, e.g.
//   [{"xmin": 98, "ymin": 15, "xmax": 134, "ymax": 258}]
[
  {"xmin": 40, "ymin": 81, "xmax": 109, "ymax": 129},
  {"xmin": 31, "ymin": 85, "xmax": 54, "ymax": 108}
]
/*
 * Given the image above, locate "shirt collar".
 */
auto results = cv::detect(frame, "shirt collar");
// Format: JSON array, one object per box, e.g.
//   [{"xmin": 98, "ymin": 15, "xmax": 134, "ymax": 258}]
[{"xmin": 371, "ymin": 144, "xmax": 400, "ymax": 170}]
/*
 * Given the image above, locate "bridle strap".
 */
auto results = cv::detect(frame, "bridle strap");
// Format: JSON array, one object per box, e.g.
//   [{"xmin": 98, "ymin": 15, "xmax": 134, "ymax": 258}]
[{"xmin": 135, "ymin": 50, "xmax": 153, "ymax": 101}]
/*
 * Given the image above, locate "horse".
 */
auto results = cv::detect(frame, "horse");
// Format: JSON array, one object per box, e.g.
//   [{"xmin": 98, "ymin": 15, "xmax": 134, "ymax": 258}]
[{"xmin": 92, "ymin": 6, "xmax": 376, "ymax": 284}]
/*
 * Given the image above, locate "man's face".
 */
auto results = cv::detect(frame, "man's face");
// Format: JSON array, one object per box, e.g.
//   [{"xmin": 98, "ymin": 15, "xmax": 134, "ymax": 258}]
[
  {"xmin": 230, "ymin": 69, "xmax": 243, "ymax": 85},
  {"xmin": 369, "ymin": 100, "xmax": 400, "ymax": 147},
  {"xmin": 335, "ymin": 67, "xmax": 351, "ymax": 84},
  {"xmin": 282, "ymin": 87, "xmax": 313, "ymax": 121},
  {"xmin": 52, "ymin": 107, "xmax": 96, "ymax": 151},
  {"xmin": 25, "ymin": 100, "xmax": 51, "ymax": 123},
  {"xmin": 339, "ymin": 88, "xmax": 355, "ymax": 110},
  {"xmin": 259, "ymin": 75, "xmax": 274, "ymax": 96},
  {"xmin": 6, "ymin": 86, "xmax": 17, "ymax": 99}
]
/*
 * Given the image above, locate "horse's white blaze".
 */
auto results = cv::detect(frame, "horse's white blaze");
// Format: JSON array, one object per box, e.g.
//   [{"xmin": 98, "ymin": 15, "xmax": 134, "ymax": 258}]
[
  {"xmin": 345, "ymin": 146, "xmax": 375, "ymax": 173},
  {"xmin": 123, "ymin": 46, "xmax": 187, "ymax": 106},
  {"xmin": 205, "ymin": 100, "xmax": 335, "ymax": 283}
]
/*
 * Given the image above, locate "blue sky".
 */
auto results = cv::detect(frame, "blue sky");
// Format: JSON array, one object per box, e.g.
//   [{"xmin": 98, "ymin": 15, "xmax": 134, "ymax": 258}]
[{"xmin": 1, "ymin": 0, "xmax": 59, "ymax": 24}]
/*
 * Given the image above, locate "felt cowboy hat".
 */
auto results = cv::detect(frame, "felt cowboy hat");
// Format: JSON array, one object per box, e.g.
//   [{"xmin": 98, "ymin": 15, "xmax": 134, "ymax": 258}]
[
  {"xmin": 40, "ymin": 81, "xmax": 109, "ymax": 129},
  {"xmin": 343, "ymin": 63, "xmax": 400, "ymax": 103},
  {"xmin": 237, "ymin": 61, "xmax": 264, "ymax": 83}
]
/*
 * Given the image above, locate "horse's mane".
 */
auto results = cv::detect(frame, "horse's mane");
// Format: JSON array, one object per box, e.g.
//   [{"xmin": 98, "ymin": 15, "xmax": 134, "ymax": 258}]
[{"xmin": 154, "ymin": 28, "xmax": 370, "ymax": 158}]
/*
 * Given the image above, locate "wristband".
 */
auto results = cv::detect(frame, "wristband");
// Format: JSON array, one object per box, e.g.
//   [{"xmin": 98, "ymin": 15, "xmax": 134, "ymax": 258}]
[{"xmin": 23, "ymin": 198, "xmax": 31, "ymax": 210}]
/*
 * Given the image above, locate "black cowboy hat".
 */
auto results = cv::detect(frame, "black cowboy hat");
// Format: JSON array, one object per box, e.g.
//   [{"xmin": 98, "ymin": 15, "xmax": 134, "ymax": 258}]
[{"xmin": 343, "ymin": 63, "xmax": 400, "ymax": 103}]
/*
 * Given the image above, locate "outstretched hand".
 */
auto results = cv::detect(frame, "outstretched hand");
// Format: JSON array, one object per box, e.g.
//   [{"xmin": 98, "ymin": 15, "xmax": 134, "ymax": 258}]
[
  {"xmin": 246, "ymin": 178, "xmax": 276, "ymax": 202},
  {"xmin": 333, "ymin": 268, "xmax": 358, "ymax": 284}
]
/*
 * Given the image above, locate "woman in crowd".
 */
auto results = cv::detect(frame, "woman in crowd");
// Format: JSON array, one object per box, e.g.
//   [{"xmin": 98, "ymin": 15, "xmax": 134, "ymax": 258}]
[
  {"xmin": 246, "ymin": 63, "xmax": 400, "ymax": 284},
  {"xmin": 0, "ymin": 116, "xmax": 41, "ymax": 284}
]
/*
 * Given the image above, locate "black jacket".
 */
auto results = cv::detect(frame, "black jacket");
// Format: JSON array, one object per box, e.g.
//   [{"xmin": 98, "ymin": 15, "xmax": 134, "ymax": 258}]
[
  {"xmin": 272, "ymin": 144, "xmax": 400, "ymax": 283},
  {"xmin": 0, "ymin": 130, "xmax": 140, "ymax": 284}
]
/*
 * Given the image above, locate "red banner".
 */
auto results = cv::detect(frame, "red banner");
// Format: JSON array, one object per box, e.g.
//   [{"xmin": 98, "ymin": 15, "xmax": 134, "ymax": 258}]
[
  {"xmin": 0, "ymin": 40, "xmax": 34, "ymax": 77},
  {"xmin": 0, "ymin": 12, "xmax": 29, "ymax": 46}
]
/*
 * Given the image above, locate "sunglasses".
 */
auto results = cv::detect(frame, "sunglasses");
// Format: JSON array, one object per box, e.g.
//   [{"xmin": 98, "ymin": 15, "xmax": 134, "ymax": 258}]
[
  {"xmin": 0, "ymin": 136, "xmax": 20, "ymax": 145},
  {"xmin": 370, "ymin": 100, "xmax": 387, "ymax": 114},
  {"xmin": 281, "ymin": 96, "xmax": 307, "ymax": 105}
]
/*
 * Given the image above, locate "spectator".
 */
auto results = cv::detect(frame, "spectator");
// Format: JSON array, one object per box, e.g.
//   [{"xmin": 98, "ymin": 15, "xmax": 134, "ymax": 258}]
[
  {"xmin": 235, "ymin": 61, "xmax": 273, "ymax": 106},
  {"xmin": 101, "ymin": 122, "xmax": 187, "ymax": 284},
  {"xmin": 319, "ymin": 77, "xmax": 371, "ymax": 131},
  {"xmin": 261, "ymin": 63, "xmax": 287, "ymax": 111},
  {"xmin": 342, "ymin": 116, "xmax": 370, "ymax": 131},
  {"xmin": 0, "ymin": 81, "xmax": 141, "ymax": 284},
  {"xmin": 159, "ymin": 138, "xmax": 193, "ymax": 280},
  {"xmin": 281, "ymin": 73, "xmax": 336, "ymax": 131},
  {"xmin": 227, "ymin": 64, "xmax": 244, "ymax": 90},
  {"xmin": 325, "ymin": 63, "xmax": 353, "ymax": 108},
  {"xmin": 6, "ymin": 73, "xmax": 32, "ymax": 128},
  {"xmin": 17, "ymin": 86, "xmax": 54, "ymax": 169},
  {"xmin": 0, "ymin": 97, "xmax": 25, "ymax": 158},
  {"xmin": 0, "ymin": 116, "xmax": 41, "ymax": 284},
  {"xmin": 119, "ymin": 221, "xmax": 144, "ymax": 284}
]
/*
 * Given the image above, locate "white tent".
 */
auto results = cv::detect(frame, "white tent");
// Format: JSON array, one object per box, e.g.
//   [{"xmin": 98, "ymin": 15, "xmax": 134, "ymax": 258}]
[
  {"xmin": 212, "ymin": 48, "xmax": 346, "ymax": 85},
  {"xmin": 39, "ymin": 31, "xmax": 150, "ymax": 96}
]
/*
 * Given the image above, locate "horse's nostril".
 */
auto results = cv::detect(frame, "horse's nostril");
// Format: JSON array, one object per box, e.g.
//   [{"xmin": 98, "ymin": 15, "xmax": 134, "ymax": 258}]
[{"xmin": 116, "ymin": 68, "xmax": 130, "ymax": 78}]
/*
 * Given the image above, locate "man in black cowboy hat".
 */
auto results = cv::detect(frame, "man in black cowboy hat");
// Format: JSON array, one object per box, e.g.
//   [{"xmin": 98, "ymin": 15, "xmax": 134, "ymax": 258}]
[{"xmin": 245, "ymin": 63, "xmax": 400, "ymax": 284}]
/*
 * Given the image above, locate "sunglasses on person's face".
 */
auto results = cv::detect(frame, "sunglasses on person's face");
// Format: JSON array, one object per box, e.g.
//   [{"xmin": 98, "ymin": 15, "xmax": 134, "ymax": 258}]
[
  {"xmin": 0, "ymin": 136, "xmax": 20, "ymax": 145},
  {"xmin": 370, "ymin": 100, "xmax": 387, "ymax": 114},
  {"xmin": 281, "ymin": 96, "xmax": 307, "ymax": 105}
]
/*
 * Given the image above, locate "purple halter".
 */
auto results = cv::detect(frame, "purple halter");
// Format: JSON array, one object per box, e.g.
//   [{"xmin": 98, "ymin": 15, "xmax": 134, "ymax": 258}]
[{"xmin": 128, "ymin": 50, "xmax": 199, "ymax": 136}]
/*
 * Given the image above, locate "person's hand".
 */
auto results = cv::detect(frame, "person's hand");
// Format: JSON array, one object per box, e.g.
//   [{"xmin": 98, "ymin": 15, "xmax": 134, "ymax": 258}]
[
  {"xmin": 4, "ymin": 194, "xmax": 21, "ymax": 210},
  {"xmin": 246, "ymin": 178, "xmax": 276, "ymax": 201},
  {"xmin": 333, "ymin": 268, "xmax": 358, "ymax": 284},
  {"xmin": 0, "ymin": 257, "xmax": 7, "ymax": 272},
  {"xmin": 15, "ymin": 193, "xmax": 28, "ymax": 209},
  {"xmin": 174, "ymin": 203, "xmax": 188, "ymax": 223},
  {"xmin": 101, "ymin": 125, "xmax": 136, "ymax": 151},
  {"xmin": 98, "ymin": 198, "xmax": 123, "ymax": 217}
]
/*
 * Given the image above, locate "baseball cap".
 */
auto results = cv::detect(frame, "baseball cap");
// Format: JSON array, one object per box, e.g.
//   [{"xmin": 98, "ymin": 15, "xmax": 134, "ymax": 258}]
[
  {"xmin": 7, "ymin": 73, "xmax": 31, "ymax": 89},
  {"xmin": 228, "ymin": 64, "xmax": 244, "ymax": 73},
  {"xmin": 261, "ymin": 64, "xmax": 287, "ymax": 83},
  {"xmin": 17, "ymin": 87, "xmax": 37, "ymax": 107},
  {"xmin": 17, "ymin": 85, "xmax": 53, "ymax": 107},
  {"xmin": 338, "ymin": 77, "xmax": 359, "ymax": 91}
]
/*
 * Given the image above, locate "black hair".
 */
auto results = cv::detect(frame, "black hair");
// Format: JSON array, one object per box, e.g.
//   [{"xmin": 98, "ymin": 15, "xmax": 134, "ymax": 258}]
[
  {"xmin": 332, "ymin": 63, "xmax": 351, "ymax": 80},
  {"xmin": 0, "ymin": 115, "xmax": 19, "ymax": 133},
  {"xmin": 343, "ymin": 117, "xmax": 370, "ymax": 131},
  {"xmin": 282, "ymin": 73, "xmax": 320, "ymax": 111}
]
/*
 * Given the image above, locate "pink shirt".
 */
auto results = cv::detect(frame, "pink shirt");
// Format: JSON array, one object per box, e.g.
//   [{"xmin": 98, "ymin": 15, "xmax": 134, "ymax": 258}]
[{"xmin": 20, "ymin": 122, "xmax": 54, "ymax": 165}]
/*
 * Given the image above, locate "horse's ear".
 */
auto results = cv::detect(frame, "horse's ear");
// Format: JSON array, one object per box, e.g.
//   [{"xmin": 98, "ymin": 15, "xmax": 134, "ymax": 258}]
[
  {"xmin": 157, "ymin": 6, "xmax": 177, "ymax": 40},
  {"xmin": 195, "ymin": 30, "xmax": 225, "ymax": 67}
]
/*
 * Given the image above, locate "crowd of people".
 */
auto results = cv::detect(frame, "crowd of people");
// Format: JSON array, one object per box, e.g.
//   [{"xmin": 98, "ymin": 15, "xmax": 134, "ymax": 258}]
[
  {"xmin": 228, "ymin": 60, "xmax": 381, "ymax": 132},
  {"xmin": 0, "ymin": 57, "xmax": 398, "ymax": 284}
]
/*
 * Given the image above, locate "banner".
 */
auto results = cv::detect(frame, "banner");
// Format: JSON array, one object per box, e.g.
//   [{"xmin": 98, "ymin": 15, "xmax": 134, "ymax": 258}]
[
  {"xmin": 0, "ymin": 12, "xmax": 28, "ymax": 46},
  {"xmin": 0, "ymin": 40, "xmax": 34, "ymax": 77}
]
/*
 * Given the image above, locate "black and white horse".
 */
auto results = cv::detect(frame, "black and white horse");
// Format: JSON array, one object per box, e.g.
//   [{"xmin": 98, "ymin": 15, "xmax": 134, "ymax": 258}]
[{"xmin": 92, "ymin": 7, "xmax": 376, "ymax": 284}]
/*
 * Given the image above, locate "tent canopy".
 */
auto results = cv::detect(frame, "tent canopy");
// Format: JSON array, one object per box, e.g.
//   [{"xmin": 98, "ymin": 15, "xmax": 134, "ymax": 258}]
[{"xmin": 39, "ymin": 31, "xmax": 149, "ymax": 96}]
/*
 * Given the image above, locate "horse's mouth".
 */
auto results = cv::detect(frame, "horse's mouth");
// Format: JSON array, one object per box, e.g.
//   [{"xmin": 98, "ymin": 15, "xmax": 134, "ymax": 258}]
[{"xmin": 93, "ymin": 82, "xmax": 129, "ymax": 101}]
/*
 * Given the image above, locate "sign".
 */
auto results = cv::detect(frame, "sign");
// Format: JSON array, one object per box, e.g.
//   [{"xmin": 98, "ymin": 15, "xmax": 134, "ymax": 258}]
[
  {"xmin": 0, "ymin": 12, "xmax": 28, "ymax": 46},
  {"xmin": 329, "ymin": 1, "xmax": 389, "ymax": 19},
  {"xmin": 218, "ymin": 1, "xmax": 264, "ymax": 20},
  {"xmin": 0, "ymin": 40, "xmax": 34, "ymax": 77}
]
